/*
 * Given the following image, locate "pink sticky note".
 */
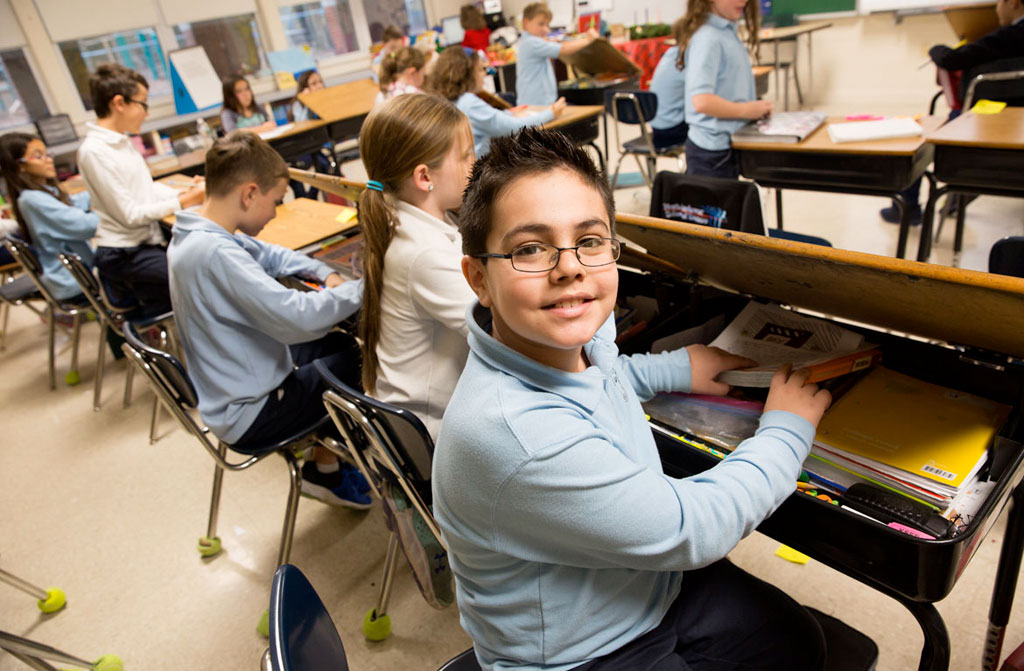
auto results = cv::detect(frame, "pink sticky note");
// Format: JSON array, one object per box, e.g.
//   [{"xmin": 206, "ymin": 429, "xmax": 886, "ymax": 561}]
[{"xmin": 888, "ymin": 522, "xmax": 934, "ymax": 539}]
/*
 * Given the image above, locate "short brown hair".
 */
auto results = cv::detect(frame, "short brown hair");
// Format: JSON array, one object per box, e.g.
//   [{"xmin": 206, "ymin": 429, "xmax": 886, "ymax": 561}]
[
  {"xmin": 89, "ymin": 63, "xmax": 148, "ymax": 118},
  {"xmin": 460, "ymin": 4, "xmax": 487, "ymax": 30},
  {"xmin": 204, "ymin": 131, "xmax": 289, "ymax": 198},
  {"xmin": 523, "ymin": 2, "xmax": 553, "ymax": 21},
  {"xmin": 459, "ymin": 127, "xmax": 615, "ymax": 257},
  {"xmin": 426, "ymin": 46, "xmax": 478, "ymax": 101},
  {"xmin": 381, "ymin": 24, "xmax": 404, "ymax": 42}
]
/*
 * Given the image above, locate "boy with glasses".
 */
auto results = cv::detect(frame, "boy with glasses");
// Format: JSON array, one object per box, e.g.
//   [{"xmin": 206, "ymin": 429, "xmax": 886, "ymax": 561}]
[
  {"xmin": 432, "ymin": 127, "xmax": 832, "ymax": 671},
  {"xmin": 77, "ymin": 63, "xmax": 205, "ymax": 313}
]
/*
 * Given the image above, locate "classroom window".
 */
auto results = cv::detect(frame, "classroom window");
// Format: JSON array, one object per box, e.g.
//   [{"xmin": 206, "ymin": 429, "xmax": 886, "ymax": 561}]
[
  {"xmin": 59, "ymin": 28, "xmax": 171, "ymax": 111},
  {"xmin": 279, "ymin": 1, "xmax": 360, "ymax": 60},
  {"xmin": 364, "ymin": 0, "xmax": 428, "ymax": 43},
  {"xmin": 0, "ymin": 49, "xmax": 49, "ymax": 130},
  {"xmin": 174, "ymin": 14, "xmax": 269, "ymax": 79}
]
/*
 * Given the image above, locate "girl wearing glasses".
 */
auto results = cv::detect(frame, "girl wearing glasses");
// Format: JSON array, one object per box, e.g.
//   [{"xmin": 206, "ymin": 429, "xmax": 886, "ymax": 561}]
[
  {"xmin": 0, "ymin": 132, "xmax": 98, "ymax": 302},
  {"xmin": 357, "ymin": 93, "xmax": 478, "ymax": 441},
  {"xmin": 221, "ymin": 75, "xmax": 277, "ymax": 134}
]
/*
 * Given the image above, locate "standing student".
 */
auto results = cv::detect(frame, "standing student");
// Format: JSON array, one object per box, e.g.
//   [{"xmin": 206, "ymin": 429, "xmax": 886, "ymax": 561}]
[
  {"xmin": 290, "ymin": 70, "xmax": 326, "ymax": 122},
  {"xmin": 375, "ymin": 46, "xmax": 427, "ymax": 105},
  {"xmin": 648, "ymin": 18, "xmax": 690, "ymax": 151},
  {"xmin": 515, "ymin": 3, "xmax": 597, "ymax": 106},
  {"xmin": 460, "ymin": 4, "xmax": 492, "ymax": 51},
  {"xmin": 167, "ymin": 131, "xmax": 370, "ymax": 507},
  {"xmin": 220, "ymin": 75, "xmax": 277, "ymax": 134},
  {"xmin": 428, "ymin": 46, "xmax": 563, "ymax": 158},
  {"xmin": 433, "ymin": 127, "xmax": 829, "ymax": 671},
  {"xmin": 358, "ymin": 94, "xmax": 478, "ymax": 441},
  {"xmin": 0, "ymin": 133, "xmax": 97, "ymax": 301},
  {"xmin": 77, "ymin": 63, "xmax": 205, "ymax": 313},
  {"xmin": 372, "ymin": 25, "xmax": 406, "ymax": 83},
  {"xmin": 681, "ymin": 0, "xmax": 771, "ymax": 179}
]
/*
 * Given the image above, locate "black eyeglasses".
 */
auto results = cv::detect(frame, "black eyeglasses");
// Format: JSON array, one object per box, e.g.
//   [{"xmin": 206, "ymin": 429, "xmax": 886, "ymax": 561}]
[
  {"xmin": 128, "ymin": 98, "xmax": 149, "ymax": 112},
  {"xmin": 473, "ymin": 237, "xmax": 620, "ymax": 273}
]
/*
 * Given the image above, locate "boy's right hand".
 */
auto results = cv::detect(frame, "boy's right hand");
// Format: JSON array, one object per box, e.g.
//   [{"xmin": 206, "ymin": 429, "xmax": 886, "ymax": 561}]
[
  {"xmin": 551, "ymin": 97, "xmax": 567, "ymax": 118},
  {"xmin": 746, "ymin": 99, "xmax": 774, "ymax": 120},
  {"xmin": 178, "ymin": 185, "xmax": 205, "ymax": 209},
  {"xmin": 763, "ymin": 365, "xmax": 831, "ymax": 427}
]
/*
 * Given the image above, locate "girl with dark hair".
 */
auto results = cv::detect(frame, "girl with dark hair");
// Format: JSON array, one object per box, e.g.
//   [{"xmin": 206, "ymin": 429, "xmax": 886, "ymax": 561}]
[
  {"xmin": 220, "ymin": 75, "xmax": 277, "ymax": 133},
  {"xmin": 290, "ymin": 70, "xmax": 326, "ymax": 122}
]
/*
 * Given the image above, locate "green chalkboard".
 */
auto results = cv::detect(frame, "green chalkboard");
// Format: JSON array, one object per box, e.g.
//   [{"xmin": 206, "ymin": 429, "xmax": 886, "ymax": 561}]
[{"xmin": 772, "ymin": 0, "xmax": 855, "ymax": 15}]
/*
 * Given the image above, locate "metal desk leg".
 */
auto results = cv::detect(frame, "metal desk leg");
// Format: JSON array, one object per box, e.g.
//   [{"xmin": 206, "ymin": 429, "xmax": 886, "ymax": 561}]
[
  {"xmin": 792, "ymin": 38, "xmax": 803, "ymax": 106},
  {"xmin": 775, "ymin": 189, "xmax": 784, "ymax": 230},
  {"xmin": 917, "ymin": 174, "xmax": 943, "ymax": 263},
  {"xmin": 894, "ymin": 193, "xmax": 910, "ymax": 259},
  {"xmin": 983, "ymin": 483, "xmax": 1024, "ymax": 671},
  {"xmin": 587, "ymin": 141, "xmax": 606, "ymax": 175},
  {"xmin": 952, "ymin": 198, "xmax": 968, "ymax": 268},
  {"xmin": 602, "ymin": 113, "xmax": 610, "ymax": 177},
  {"xmin": 893, "ymin": 598, "xmax": 951, "ymax": 671}
]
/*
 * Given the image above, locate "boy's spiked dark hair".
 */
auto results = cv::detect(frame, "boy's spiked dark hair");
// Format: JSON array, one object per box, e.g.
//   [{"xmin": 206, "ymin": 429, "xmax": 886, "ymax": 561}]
[{"xmin": 459, "ymin": 127, "xmax": 615, "ymax": 256}]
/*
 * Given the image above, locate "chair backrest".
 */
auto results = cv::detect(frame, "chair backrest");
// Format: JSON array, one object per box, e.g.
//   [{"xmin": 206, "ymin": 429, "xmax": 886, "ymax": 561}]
[
  {"xmin": 989, "ymin": 236, "xmax": 1024, "ymax": 279},
  {"xmin": 963, "ymin": 58, "xmax": 1024, "ymax": 109},
  {"xmin": 604, "ymin": 90, "xmax": 658, "ymax": 125},
  {"xmin": 121, "ymin": 321, "xmax": 199, "ymax": 412},
  {"xmin": 268, "ymin": 564, "xmax": 348, "ymax": 671},
  {"xmin": 57, "ymin": 253, "xmax": 109, "ymax": 319},
  {"xmin": 2, "ymin": 233, "xmax": 61, "ymax": 306},
  {"xmin": 649, "ymin": 171, "xmax": 767, "ymax": 235}
]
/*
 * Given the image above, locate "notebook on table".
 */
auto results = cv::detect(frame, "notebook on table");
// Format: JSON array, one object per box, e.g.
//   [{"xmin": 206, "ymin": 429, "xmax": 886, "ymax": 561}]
[{"xmin": 731, "ymin": 111, "xmax": 827, "ymax": 144}]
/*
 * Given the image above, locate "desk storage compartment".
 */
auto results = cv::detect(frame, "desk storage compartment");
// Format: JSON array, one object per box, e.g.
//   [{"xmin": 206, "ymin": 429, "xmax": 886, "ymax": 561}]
[
  {"xmin": 614, "ymin": 214, "xmax": 1024, "ymax": 603},
  {"xmin": 933, "ymin": 146, "xmax": 1024, "ymax": 191},
  {"xmin": 267, "ymin": 125, "xmax": 332, "ymax": 164},
  {"xmin": 737, "ymin": 146, "xmax": 933, "ymax": 192}
]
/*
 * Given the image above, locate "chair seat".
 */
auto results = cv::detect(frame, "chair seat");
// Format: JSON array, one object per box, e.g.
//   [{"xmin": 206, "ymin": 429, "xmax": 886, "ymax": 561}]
[
  {"xmin": 127, "ymin": 308, "xmax": 174, "ymax": 328},
  {"xmin": 0, "ymin": 274, "xmax": 42, "ymax": 303},
  {"xmin": 228, "ymin": 414, "xmax": 333, "ymax": 456},
  {"xmin": 807, "ymin": 607, "xmax": 878, "ymax": 671},
  {"xmin": 622, "ymin": 137, "xmax": 686, "ymax": 157},
  {"xmin": 437, "ymin": 648, "xmax": 481, "ymax": 671}
]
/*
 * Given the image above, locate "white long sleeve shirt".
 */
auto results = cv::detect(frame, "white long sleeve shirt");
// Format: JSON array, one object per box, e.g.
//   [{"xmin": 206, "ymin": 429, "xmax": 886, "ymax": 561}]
[
  {"xmin": 77, "ymin": 123, "xmax": 181, "ymax": 248},
  {"xmin": 373, "ymin": 200, "xmax": 477, "ymax": 441}
]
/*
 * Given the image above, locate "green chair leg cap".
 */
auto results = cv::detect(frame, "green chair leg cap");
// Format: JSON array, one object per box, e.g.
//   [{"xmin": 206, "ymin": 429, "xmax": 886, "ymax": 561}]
[
  {"xmin": 92, "ymin": 654, "xmax": 123, "ymax": 671},
  {"xmin": 64, "ymin": 370, "xmax": 81, "ymax": 386},
  {"xmin": 362, "ymin": 608, "xmax": 391, "ymax": 641},
  {"xmin": 257, "ymin": 609, "xmax": 270, "ymax": 638},
  {"xmin": 197, "ymin": 536, "xmax": 222, "ymax": 557},
  {"xmin": 38, "ymin": 587, "xmax": 67, "ymax": 613}
]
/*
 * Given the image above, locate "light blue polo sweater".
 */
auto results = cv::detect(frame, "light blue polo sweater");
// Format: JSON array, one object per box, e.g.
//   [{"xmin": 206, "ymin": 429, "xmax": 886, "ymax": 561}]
[
  {"xmin": 167, "ymin": 211, "xmax": 363, "ymax": 443},
  {"xmin": 18, "ymin": 188, "xmax": 98, "ymax": 301},
  {"xmin": 432, "ymin": 303, "xmax": 815, "ymax": 671},
  {"xmin": 515, "ymin": 32, "xmax": 561, "ymax": 106},
  {"xmin": 456, "ymin": 92, "xmax": 554, "ymax": 158}
]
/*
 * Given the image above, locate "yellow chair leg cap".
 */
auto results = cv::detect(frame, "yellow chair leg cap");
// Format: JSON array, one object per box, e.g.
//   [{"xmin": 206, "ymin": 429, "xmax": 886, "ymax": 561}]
[
  {"xmin": 38, "ymin": 587, "xmax": 67, "ymax": 613},
  {"xmin": 92, "ymin": 654, "xmax": 123, "ymax": 671},
  {"xmin": 362, "ymin": 608, "xmax": 391, "ymax": 641},
  {"xmin": 257, "ymin": 609, "xmax": 270, "ymax": 638},
  {"xmin": 64, "ymin": 370, "xmax": 81, "ymax": 386},
  {"xmin": 197, "ymin": 536, "xmax": 222, "ymax": 557}
]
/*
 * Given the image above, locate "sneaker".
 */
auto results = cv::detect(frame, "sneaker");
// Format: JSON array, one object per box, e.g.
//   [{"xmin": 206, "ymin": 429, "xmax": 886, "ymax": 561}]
[
  {"xmin": 381, "ymin": 480, "xmax": 453, "ymax": 610},
  {"xmin": 879, "ymin": 204, "xmax": 922, "ymax": 227},
  {"xmin": 344, "ymin": 463, "xmax": 371, "ymax": 495},
  {"xmin": 300, "ymin": 461, "xmax": 372, "ymax": 510}
]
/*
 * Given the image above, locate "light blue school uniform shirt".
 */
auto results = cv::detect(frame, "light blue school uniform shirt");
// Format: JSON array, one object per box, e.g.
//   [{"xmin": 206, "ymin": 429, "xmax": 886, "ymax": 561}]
[
  {"xmin": 433, "ymin": 303, "xmax": 816, "ymax": 671},
  {"xmin": 455, "ymin": 92, "xmax": 554, "ymax": 158},
  {"xmin": 18, "ymin": 188, "xmax": 98, "ymax": 301},
  {"xmin": 167, "ymin": 211, "xmax": 363, "ymax": 443},
  {"xmin": 684, "ymin": 14, "xmax": 756, "ymax": 151},
  {"xmin": 515, "ymin": 32, "xmax": 561, "ymax": 105},
  {"xmin": 649, "ymin": 46, "xmax": 687, "ymax": 130}
]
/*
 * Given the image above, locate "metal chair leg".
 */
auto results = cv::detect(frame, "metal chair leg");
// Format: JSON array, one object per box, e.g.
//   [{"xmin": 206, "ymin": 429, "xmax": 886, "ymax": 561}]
[
  {"xmin": 67, "ymin": 313, "xmax": 82, "ymax": 382},
  {"xmin": 148, "ymin": 395, "xmax": 161, "ymax": 444},
  {"xmin": 0, "ymin": 631, "xmax": 95, "ymax": 669},
  {"xmin": 374, "ymin": 533, "xmax": 401, "ymax": 619},
  {"xmin": 0, "ymin": 300, "xmax": 8, "ymax": 351},
  {"xmin": 93, "ymin": 326, "xmax": 106, "ymax": 411},
  {"xmin": 199, "ymin": 443, "xmax": 228, "ymax": 557},
  {"xmin": 276, "ymin": 450, "xmax": 303, "ymax": 567},
  {"xmin": 123, "ymin": 361, "xmax": 134, "ymax": 409},
  {"xmin": 46, "ymin": 306, "xmax": 56, "ymax": 391}
]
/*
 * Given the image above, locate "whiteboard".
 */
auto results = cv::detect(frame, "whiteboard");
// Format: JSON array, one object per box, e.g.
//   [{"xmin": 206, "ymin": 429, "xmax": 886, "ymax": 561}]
[{"xmin": 858, "ymin": 0, "xmax": 991, "ymax": 14}]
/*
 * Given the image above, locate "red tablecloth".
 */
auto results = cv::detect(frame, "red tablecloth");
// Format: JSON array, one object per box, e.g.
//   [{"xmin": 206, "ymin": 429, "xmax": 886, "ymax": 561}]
[{"xmin": 613, "ymin": 37, "xmax": 672, "ymax": 89}]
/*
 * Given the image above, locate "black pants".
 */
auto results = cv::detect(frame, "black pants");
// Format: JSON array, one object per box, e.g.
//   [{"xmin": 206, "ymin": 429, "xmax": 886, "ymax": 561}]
[
  {"xmin": 232, "ymin": 331, "xmax": 361, "ymax": 452},
  {"xmin": 652, "ymin": 121, "xmax": 688, "ymax": 152},
  {"xmin": 572, "ymin": 560, "xmax": 826, "ymax": 671},
  {"xmin": 94, "ymin": 244, "xmax": 172, "ymax": 314},
  {"xmin": 684, "ymin": 140, "xmax": 739, "ymax": 180}
]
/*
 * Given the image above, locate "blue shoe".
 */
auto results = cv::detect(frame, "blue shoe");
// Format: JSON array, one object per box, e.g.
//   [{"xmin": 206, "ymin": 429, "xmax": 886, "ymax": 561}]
[
  {"xmin": 301, "ymin": 461, "xmax": 372, "ymax": 510},
  {"xmin": 880, "ymin": 205, "xmax": 922, "ymax": 227},
  {"xmin": 343, "ymin": 463, "xmax": 371, "ymax": 495}
]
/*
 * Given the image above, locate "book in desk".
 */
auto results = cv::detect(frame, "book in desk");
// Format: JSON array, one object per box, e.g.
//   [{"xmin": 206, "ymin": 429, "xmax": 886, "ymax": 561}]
[{"xmin": 612, "ymin": 213, "xmax": 1024, "ymax": 671}]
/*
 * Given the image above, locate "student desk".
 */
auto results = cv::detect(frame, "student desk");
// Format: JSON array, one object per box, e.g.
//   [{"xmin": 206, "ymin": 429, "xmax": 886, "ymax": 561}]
[
  {"xmin": 757, "ymin": 21, "xmax": 832, "ymax": 108},
  {"xmin": 149, "ymin": 149, "xmax": 207, "ymax": 179},
  {"xmin": 615, "ymin": 212, "xmax": 1024, "ymax": 671},
  {"xmin": 919, "ymin": 108, "xmax": 1024, "ymax": 266},
  {"xmin": 260, "ymin": 119, "xmax": 333, "ymax": 165},
  {"xmin": 542, "ymin": 105, "xmax": 605, "ymax": 171},
  {"xmin": 298, "ymin": 78, "xmax": 379, "ymax": 144},
  {"xmin": 732, "ymin": 115, "xmax": 944, "ymax": 260},
  {"xmin": 256, "ymin": 198, "xmax": 358, "ymax": 251}
]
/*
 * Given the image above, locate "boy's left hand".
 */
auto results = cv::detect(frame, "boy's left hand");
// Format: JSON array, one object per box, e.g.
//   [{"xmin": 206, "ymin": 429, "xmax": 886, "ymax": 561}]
[
  {"xmin": 324, "ymin": 273, "xmax": 344, "ymax": 288},
  {"xmin": 685, "ymin": 344, "xmax": 756, "ymax": 396}
]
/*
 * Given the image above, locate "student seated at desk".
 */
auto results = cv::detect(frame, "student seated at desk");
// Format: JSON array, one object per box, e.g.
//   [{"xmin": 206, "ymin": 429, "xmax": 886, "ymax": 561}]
[
  {"xmin": 879, "ymin": 0, "xmax": 1024, "ymax": 226},
  {"xmin": 432, "ymin": 127, "xmax": 831, "ymax": 671},
  {"xmin": 358, "ymin": 94, "xmax": 477, "ymax": 441},
  {"xmin": 290, "ymin": 70, "xmax": 326, "ymax": 122},
  {"xmin": 375, "ymin": 46, "xmax": 426, "ymax": 105},
  {"xmin": 429, "ymin": 46, "xmax": 563, "ymax": 158},
  {"xmin": 288, "ymin": 69, "xmax": 331, "ymax": 202},
  {"xmin": 648, "ymin": 17, "xmax": 690, "ymax": 151},
  {"xmin": 77, "ymin": 63, "xmax": 205, "ymax": 314},
  {"xmin": 515, "ymin": 2, "xmax": 597, "ymax": 106},
  {"xmin": 372, "ymin": 24, "xmax": 406, "ymax": 84},
  {"xmin": 167, "ymin": 131, "xmax": 370, "ymax": 507},
  {"xmin": 221, "ymin": 75, "xmax": 277, "ymax": 134},
  {"xmin": 681, "ymin": 0, "xmax": 772, "ymax": 179}
]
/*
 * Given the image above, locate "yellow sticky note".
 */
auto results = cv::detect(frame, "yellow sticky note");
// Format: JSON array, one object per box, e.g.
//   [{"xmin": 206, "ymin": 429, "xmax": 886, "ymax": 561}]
[
  {"xmin": 275, "ymin": 71, "xmax": 297, "ymax": 90},
  {"xmin": 775, "ymin": 544, "xmax": 811, "ymax": 564},
  {"xmin": 335, "ymin": 207, "xmax": 357, "ymax": 224},
  {"xmin": 971, "ymin": 99, "xmax": 1007, "ymax": 115}
]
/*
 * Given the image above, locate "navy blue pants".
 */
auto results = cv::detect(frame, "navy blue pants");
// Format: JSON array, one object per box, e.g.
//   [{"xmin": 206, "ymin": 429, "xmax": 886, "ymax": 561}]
[
  {"xmin": 94, "ymin": 244, "xmax": 172, "ymax": 314},
  {"xmin": 684, "ymin": 140, "xmax": 739, "ymax": 180},
  {"xmin": 571, "ymin": 560, "xmax": 826, "ymax": 671},
  {"xmin": 652, "ymin": 121, "xmax": 688, "ymax": 152},
  {"xmin": 233, "ymin": 330, "xmax": 361, "ymax": 452}
]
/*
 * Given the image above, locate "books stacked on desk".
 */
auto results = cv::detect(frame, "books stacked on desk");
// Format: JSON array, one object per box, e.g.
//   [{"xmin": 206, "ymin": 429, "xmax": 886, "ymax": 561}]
[
  {"xmin": 806, "ymin": 366, "xmax": 1012, "ymax": 512},
  {"xmin": 731, "ymin": 111, "xmax": 826, "ymax": 144},
  {"xmin": 827, "ymin": 117, "xmax": 923, "ymax": 144}
]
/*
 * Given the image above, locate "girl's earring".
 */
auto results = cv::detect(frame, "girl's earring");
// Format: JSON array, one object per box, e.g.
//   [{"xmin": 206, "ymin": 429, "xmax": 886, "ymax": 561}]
[{"xmin": 428, "ymin": 183, "xmax": 434, "ymax": 192}]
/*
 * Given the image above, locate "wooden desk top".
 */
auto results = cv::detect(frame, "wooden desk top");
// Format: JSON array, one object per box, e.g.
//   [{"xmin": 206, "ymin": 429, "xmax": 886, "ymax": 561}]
[
  {"xmin": 758, "ymin": 21, "xmax": 833, "ymax": 41},
  {"xmin": 299, "ymin": 79, "xmax": 379, "ymax": 123},
  {"xmin": 943, "ymin": 3, "xmax": 998, "ymax": 42},
  {"xmin": 752, "ymin": 65, "xmax": 775, "ymax": 77},
  {"xmin": 926, "ymin": 108, "xmax": 1024, "ymax": 150},
  {"xmin": 544, "ymin": 105, "xmax": 603, "ymax": 130},
  {"xmin": 149, "ymin": 149, "xmax": 206, "ymax": 178},
  {"xmin": 256, "ymin": 198, "xmax": 358, "ymax": 250},
  {"xmin": 732, "ymin": 115, "xmax": 945, "ymax": 155},
  {"xmin": 260, "ymin": 119, "xmax": 328, "ymax": 142}
]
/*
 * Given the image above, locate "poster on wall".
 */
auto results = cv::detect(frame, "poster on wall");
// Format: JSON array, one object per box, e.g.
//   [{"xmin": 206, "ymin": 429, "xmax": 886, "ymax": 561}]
[{"xmin": 168, "ymin": 46, "xmax": 222, "ymax": 114}]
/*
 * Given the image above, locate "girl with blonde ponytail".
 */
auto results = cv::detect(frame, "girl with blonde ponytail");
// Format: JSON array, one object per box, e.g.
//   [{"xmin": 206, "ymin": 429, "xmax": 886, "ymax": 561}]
[{"xmin": 357, "ymin": 94, "xmax": 477, "ymax": 440}]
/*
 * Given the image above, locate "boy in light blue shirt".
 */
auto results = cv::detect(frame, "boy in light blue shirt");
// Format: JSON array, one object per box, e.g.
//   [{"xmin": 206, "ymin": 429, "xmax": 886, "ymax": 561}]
[
  {"xmin": 168, "ymin": 131, "xmax": 370, "ymax": 509},
  {"xmin": 433, "ymin": 127, "xmax": 829, "ymax": 671},
  {"xmin": 515, "ymin": 2, "xmax": 597, "ymax": 106}
]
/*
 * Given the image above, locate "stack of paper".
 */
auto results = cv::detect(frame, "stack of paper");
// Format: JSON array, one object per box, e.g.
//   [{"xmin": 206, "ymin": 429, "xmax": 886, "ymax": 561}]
[
  {"xmin": 732, "ymin": 111, "xmax": 827, "ymax": 144},
  {"xmin": 827, "ymin": 118, "xmax": 922, "ymax": 143}
]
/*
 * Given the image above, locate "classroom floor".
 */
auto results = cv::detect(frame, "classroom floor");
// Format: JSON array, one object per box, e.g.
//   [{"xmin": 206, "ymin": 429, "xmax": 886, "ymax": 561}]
[{"xmin": 3, "ymin": 11, "xmax": 1024, "ymax": 671}]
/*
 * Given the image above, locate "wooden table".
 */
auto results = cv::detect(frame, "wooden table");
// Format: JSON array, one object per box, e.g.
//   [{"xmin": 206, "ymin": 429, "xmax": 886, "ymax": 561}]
[
  {"xmin": 543, "ymin": 104, "xmax": 605, "ymax": 171},
  {"xmin": 733, "ymin": 115, "xmax": 945, "ymax": 259},
  {"xmin": 757, "ymin": 21, "xmax": 832, "ymax": 108},
  {"xmin": 149, "ymin": 149, "xmax": 206, "ymax": 179},
  {"xmin": 919, "ymin": 108, "xmax": 1024, "ymax": 265},
  {"xmin": 943, "ymin": 2, "xmax": 999, "ymax": 42},
  {"xmin": 257, "ymin": 198, "xmax": 358, "ymax": 251},
  {"xmin": 259, "ymin": 119, "xmax": 332, "ymax": 165},
  {"xmin": 299, "ymin": 78, "xmax": 379, "ymax": 143}
]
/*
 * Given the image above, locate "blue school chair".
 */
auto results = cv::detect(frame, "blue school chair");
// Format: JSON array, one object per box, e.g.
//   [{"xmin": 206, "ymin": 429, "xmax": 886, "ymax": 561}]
[
  {"xmin": 0, "ymin": 256, "xmax": 44, "ymax": 351},
  {"xmin": 264, "ymin": 564, "xmax": 348, "ymax": 671},
  {"xmin": 605, "ymin": 90, "xmax": 687, "ymax": 191},
  {"xmin": 317, "ymin": 360, "xmax": 453, "ymax": 641},
  {"xmin": 120, "ymin": 321, "xmax": 333, "ymax": 636},
  {"xmin": 989, "ymin": 236, "xmax": 1024, "ymax": 279},
  {"xmin": 3, "ymin": 233, "xmax": 91, "ymax": 389}
]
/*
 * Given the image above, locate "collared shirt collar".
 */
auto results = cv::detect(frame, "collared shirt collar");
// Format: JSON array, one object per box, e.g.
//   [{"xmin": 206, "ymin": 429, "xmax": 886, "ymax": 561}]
[
  {"xmin": 85, "ymin": 122, "xmax": 132, "ymax": 146},
  {"xmin": 1013, "ymin": 14, "xmax": 1024, "ymax": 25},
  {"xmin": 395, "ymin": 199, "xmax": 460, "ymax": 243},
  {"xmin": 172, "ymin": 209, "xmax": 243, "ymax": 245},
  {"xmin": 465, "ymin": 302, "xmax": 618, "ymax": 413},
  {"xmin": 706, "ymin": 13, "xmax": 738, "ymax": 31}
]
